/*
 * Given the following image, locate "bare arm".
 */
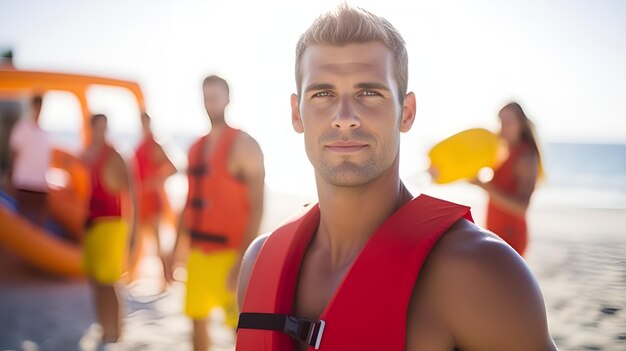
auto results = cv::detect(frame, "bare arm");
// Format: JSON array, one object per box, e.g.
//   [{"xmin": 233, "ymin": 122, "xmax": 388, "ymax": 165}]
[
  {"xmin": 168, "ymin": 163, "xmax": 193, "ymax": 280},
  {"xmin": 152, "ymin": 143, "xmax": 178, "ymax": 182},
  {"xmin": 237, "ymin": 234, "xmax": 269, "ymax": 308},
  {"xmin": 229, "ymin": 134, "xmax": 265, "ymax": 290},
  {"xmin": 436, "ymin": 221, "xmax": 557, "ymax": 350},
  {"xmin": 107, "ymin": 151, "xmax": 138, "ymax": 250},
  {"xmin": 166, "ymin": 207, "xmax": 190, "ymax": 281},
  {"xmin": 5, "ymin": 150, "xmax": 16, "ymax": 187},
  {"xmin": 478, "ymin": 151, "xmax": 539, "ymax": 216},
  {"xmin": 6, "ymin": 121, "xmax": 21, "ymax": 188},
  {"xmin": 236, "ymin": 134, "xmax": 265, "ymax": 260}
]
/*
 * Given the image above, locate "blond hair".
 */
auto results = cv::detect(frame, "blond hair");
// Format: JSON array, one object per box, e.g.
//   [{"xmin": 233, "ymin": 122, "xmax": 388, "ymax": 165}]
[{"xmin": 295, "ymin": 4, "xmax": 408, "ymax": 103}]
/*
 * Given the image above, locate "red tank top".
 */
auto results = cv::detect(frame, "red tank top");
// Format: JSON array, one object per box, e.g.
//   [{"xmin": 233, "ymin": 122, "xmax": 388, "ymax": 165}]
[
  {"xmin": 134, "ymin": 136, "xmax": 162, "ymax": 213},
  {"xmin": 87, "ymin": 144, "xmax": 122, "ymax": 223},
  {"xmin": 490, "ymin": 143, "xmax": 531, "ymax": 197},
  {"xmin": 236, "ymin": 195, "xmax": 473, "ymax": 350},
  {"xmin": 134, "ymin": 136, "xmax": 160, "ymax": 186},
  {"xmin": 184, "ymin": 127, "xmax": 250, "ymax": 252},
  {"xmin": 486, "ymin": 142, "xmax": 531, "ymax": 254}
]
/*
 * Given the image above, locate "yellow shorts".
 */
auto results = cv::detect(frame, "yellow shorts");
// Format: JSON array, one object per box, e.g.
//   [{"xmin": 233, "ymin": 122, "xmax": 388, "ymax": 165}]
[
  {"xmin": 185, "ymin": 249, "xmax": 238, "ymax": 327},
  {"xmin": 83, "ymin": 218, "xmax": 128, "ymax": 284}
]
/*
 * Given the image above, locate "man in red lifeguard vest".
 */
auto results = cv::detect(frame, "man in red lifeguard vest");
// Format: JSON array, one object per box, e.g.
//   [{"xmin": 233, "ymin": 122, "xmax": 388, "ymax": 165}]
[
  {"xmin": 171, "ymin": 75, "xmax": 265, "ymax": 351},
  {"xmin": 236, "ymin": 4, "xmax": 557, "ymax": 351}
]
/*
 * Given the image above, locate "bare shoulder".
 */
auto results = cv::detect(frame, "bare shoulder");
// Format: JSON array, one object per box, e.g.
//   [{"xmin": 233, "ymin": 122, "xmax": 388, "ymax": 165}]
[
  {"xmin": 434, "ymin": 219, "xmax": 524, "ymax": 268},
  {"xmin": 107, "ymin": 148, "xmax": 127, "ymax": 172},
  {"xmin": 419, "ymin": 219, "xmax": 555, "ymax": 350},
  {"xmin": 234, "ymin": 131, "xmax": 263, "ymax": 156},
  {"xmin": 431, "ymin": 219, "xmax": 542, "ymax": 303},
  {"xmin": 422, "ymin": 219, "xmax": 534, "ymax": 300},
  {"xmin": 232, "ymin": 131, "xmax": 264, "ymax": 178},
  {"xmin": 237, "ymin": 233, "xmax": 270, "ymax": 307}
]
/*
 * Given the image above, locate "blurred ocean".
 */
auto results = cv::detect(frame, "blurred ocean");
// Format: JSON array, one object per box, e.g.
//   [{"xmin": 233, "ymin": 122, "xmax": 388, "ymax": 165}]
[
  {"xmin": 542, "ymin": 143, "xmax": 626, "ymax": 193},
  {"xmin": 537, "ymin": 142, "xmax": 626, "ymax": 210}
]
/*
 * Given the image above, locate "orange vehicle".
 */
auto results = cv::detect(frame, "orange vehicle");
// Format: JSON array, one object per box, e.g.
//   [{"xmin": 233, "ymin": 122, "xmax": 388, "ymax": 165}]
[{"xmin": 0, "ymin": 69, "xmax": 145, "ymax": 278}]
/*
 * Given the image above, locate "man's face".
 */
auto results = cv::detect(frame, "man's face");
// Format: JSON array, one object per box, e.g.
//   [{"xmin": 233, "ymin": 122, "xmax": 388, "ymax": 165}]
[
  {"xmin": 203, "ymin": 83, "xmax": 229, "ymax": 124},
  {"xmin": 291, "ymin": 42, "xmax": 415, "ymax": 187},
  {"xmin": 92, "ymin": 118, "xmax": 107, "ymax": 143}
]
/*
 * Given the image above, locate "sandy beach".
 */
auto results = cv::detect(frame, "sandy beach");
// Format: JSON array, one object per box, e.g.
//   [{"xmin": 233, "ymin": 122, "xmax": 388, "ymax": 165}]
[{"xmin": 1, "ymin": 188, "xmax": 625, "ymax": 351}]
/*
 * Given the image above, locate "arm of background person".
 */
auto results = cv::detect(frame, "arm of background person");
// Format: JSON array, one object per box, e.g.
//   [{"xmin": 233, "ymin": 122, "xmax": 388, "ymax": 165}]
[
  {"xmin": 440, "ymin": 222, "xmax": 557, "ymax": 351},
  {"xmin": 152, "ymin": 142, "xmax": 178, "ymax": 185},
  {"xmin": 229, "ymin": 133, "xmax": 265, "ymax": 292},
  {"xmin": 109, "ymin": 151, "xmax": 138, "ymax": 252},
  {"xmin": 6, "ymin": 121, "xmax": 23, "ymax": 189},
  {"xmin": 167, "ymin": 154, "xmax": 193, "ymax": 282},
  {"xmin": 5, "ymin": 150, "xmax": 16, "ymax": 188},
  {"xmin": 166, "ymin": 207, "xmax": 190, "ymax": 282},
  {"xmin": 476, "ymin": 151, "xmax": 539, "ymax": 216}
]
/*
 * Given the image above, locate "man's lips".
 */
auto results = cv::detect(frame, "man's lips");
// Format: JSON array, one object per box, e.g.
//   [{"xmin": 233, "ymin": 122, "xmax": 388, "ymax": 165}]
[{"xmin": 325, "ymin": 141, "xmax": 368, "ymax": 152}]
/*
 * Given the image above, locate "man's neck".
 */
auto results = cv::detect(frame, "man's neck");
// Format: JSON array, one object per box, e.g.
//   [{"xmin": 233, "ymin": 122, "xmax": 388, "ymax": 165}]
[
  {"xmin": 88, "ymin": 139, "xmax": 106, "ymax": 152},
  {"xmin": 314, "ymin": 159, "xmax": 413, "ymax": 270},
  {"xmin": 209, "ymin": 120, "xmax": 228, "ymax": 136}
]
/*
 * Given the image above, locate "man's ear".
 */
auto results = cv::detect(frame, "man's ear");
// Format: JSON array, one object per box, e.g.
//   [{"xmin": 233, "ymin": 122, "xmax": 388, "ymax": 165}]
[
  {"xmin": 400, "ymin": 92, "xmax": 416, "ymax": 133},
  {"xmin": 291, "ymin": 94, "xmax": 304, "ymax": 133}
]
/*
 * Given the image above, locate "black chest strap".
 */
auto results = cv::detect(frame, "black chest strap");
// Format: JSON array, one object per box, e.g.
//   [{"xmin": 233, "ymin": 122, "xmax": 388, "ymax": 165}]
[{"xmin": 237, "ymin": 312, "xmax": 325, "ymax": 349}]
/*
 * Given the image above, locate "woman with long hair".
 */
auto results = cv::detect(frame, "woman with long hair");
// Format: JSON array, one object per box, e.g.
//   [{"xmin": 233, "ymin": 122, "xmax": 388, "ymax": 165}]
[{"xmin": 473, "ymin": 102, "xmax": 542, "ymax": 256}]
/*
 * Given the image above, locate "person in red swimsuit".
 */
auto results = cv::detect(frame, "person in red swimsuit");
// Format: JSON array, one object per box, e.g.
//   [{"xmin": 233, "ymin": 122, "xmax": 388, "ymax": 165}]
[
  {"xmin": 236, "ymin": 5, "xmax": 556, "ymax": 351},
  {"xmin": 81, "ymin": 114, "xmax": 136, "ymax": 347},
  {"xmin": 128, "ymin": 112, "xmax": 177, "ymax": 288},
  {"xmin": 472, "ymin": 102, "xmax": 541, "ymax": 256}
]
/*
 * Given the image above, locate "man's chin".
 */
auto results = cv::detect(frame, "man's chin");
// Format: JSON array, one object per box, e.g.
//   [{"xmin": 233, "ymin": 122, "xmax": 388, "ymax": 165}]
[{"xmin": 319, "ymin": 165, "xmax": 378, "ymax": 188}]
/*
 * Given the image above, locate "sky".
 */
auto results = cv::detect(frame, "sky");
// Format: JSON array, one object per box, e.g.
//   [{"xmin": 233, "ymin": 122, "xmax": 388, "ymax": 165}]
[{"xmin": 1, "ymin": 0, "xmax": 626, "ymax": 194}]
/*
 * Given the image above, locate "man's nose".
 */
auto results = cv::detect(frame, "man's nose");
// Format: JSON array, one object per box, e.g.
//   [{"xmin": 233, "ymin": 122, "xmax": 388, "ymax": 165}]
[{"xmin": 332, "ymin": 95, "xmax": 360, "ymax": 129}]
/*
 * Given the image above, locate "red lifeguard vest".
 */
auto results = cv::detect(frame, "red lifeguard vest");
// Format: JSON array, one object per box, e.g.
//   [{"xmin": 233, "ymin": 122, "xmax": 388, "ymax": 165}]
[
  {"xmin": 487, "ymin": 142, "xmax": 531, "ymax": 255},
  {"xmin": 184, "ymin": 127, "xmax": 251, "ymax": 252},
  {"xmin": 236, "ymin": 194, "xmax": 473, "ymax": 350}
]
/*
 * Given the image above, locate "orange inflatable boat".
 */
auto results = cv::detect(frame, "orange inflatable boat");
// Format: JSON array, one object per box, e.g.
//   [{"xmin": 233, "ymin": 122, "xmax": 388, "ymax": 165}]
[
  {"xmin": 0, "ymin": 149, "xmax": 88, "ymax": 277},
  {"xmin": 0, "ymin": 69, "xmax": 146, "ymax": 278}
]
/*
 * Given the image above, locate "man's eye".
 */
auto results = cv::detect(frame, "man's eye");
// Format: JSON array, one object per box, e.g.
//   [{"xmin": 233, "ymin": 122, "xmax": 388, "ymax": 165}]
[
  {"xmin": 313, "ymin": 91, "xmax": 332, "ymax": 98},
  {"xmin": 360, "ymin": 90, "xmax": 381, "ymax": 97}
]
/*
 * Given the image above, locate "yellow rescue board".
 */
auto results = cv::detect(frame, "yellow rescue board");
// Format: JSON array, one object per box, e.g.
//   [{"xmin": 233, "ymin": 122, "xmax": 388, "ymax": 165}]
[{"xmin": 428, "ymin": 128, "xmax": 500, "ymax": 184}]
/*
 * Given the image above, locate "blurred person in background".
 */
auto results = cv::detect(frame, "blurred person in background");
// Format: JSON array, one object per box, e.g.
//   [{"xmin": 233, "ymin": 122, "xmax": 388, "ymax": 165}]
[
  {"xmin": 127, "ymin": 112, "xmax": 177, "ymax": 290},
  {"xmin": 472, "ymin": 102, "xmax": 541, "ymax": 256},
  {"xmin": 170, "ymin": 75, "xmax": 264, "ymax": 351},
  {"xmin": 81, "ymin": 113, "xmax": 137, "ymax": 347},
  {"xmin": 0, "ymin": 49, "xmax": 15, "ymax": 69},
  {"xmin": 0, "ymin": 103, "xmax": 21, "ymax": 187},
  {"xmin": 8, "ymin": 94, "xmax": 51, "ymax": 225}
]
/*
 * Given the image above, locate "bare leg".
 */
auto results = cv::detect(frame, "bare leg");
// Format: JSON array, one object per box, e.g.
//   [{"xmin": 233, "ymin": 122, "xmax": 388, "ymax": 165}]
[
  {"xmin": 127, "ymin": 222, "xmax": 148, "ymax": 282},
  {"xmin": 192, "ymin": 319, "xmax": 210, "ymax": 351},
  {"xmin": 150, "ymin": 216, "xmax": 171, "ymax": 291},
  {"xmin": 92, "ymin": 282, "xmax": 123, "ymax": 342}
]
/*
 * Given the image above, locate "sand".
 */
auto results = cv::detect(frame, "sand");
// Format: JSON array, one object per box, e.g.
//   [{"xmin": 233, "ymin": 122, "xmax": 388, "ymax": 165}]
[
  {"xmin": 525, "ymin": 208, "xmax": 626, "ymax": 350},
  {"xmin": 1, "ymin": 189, "xmax": 625, "ymax": 351}
]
